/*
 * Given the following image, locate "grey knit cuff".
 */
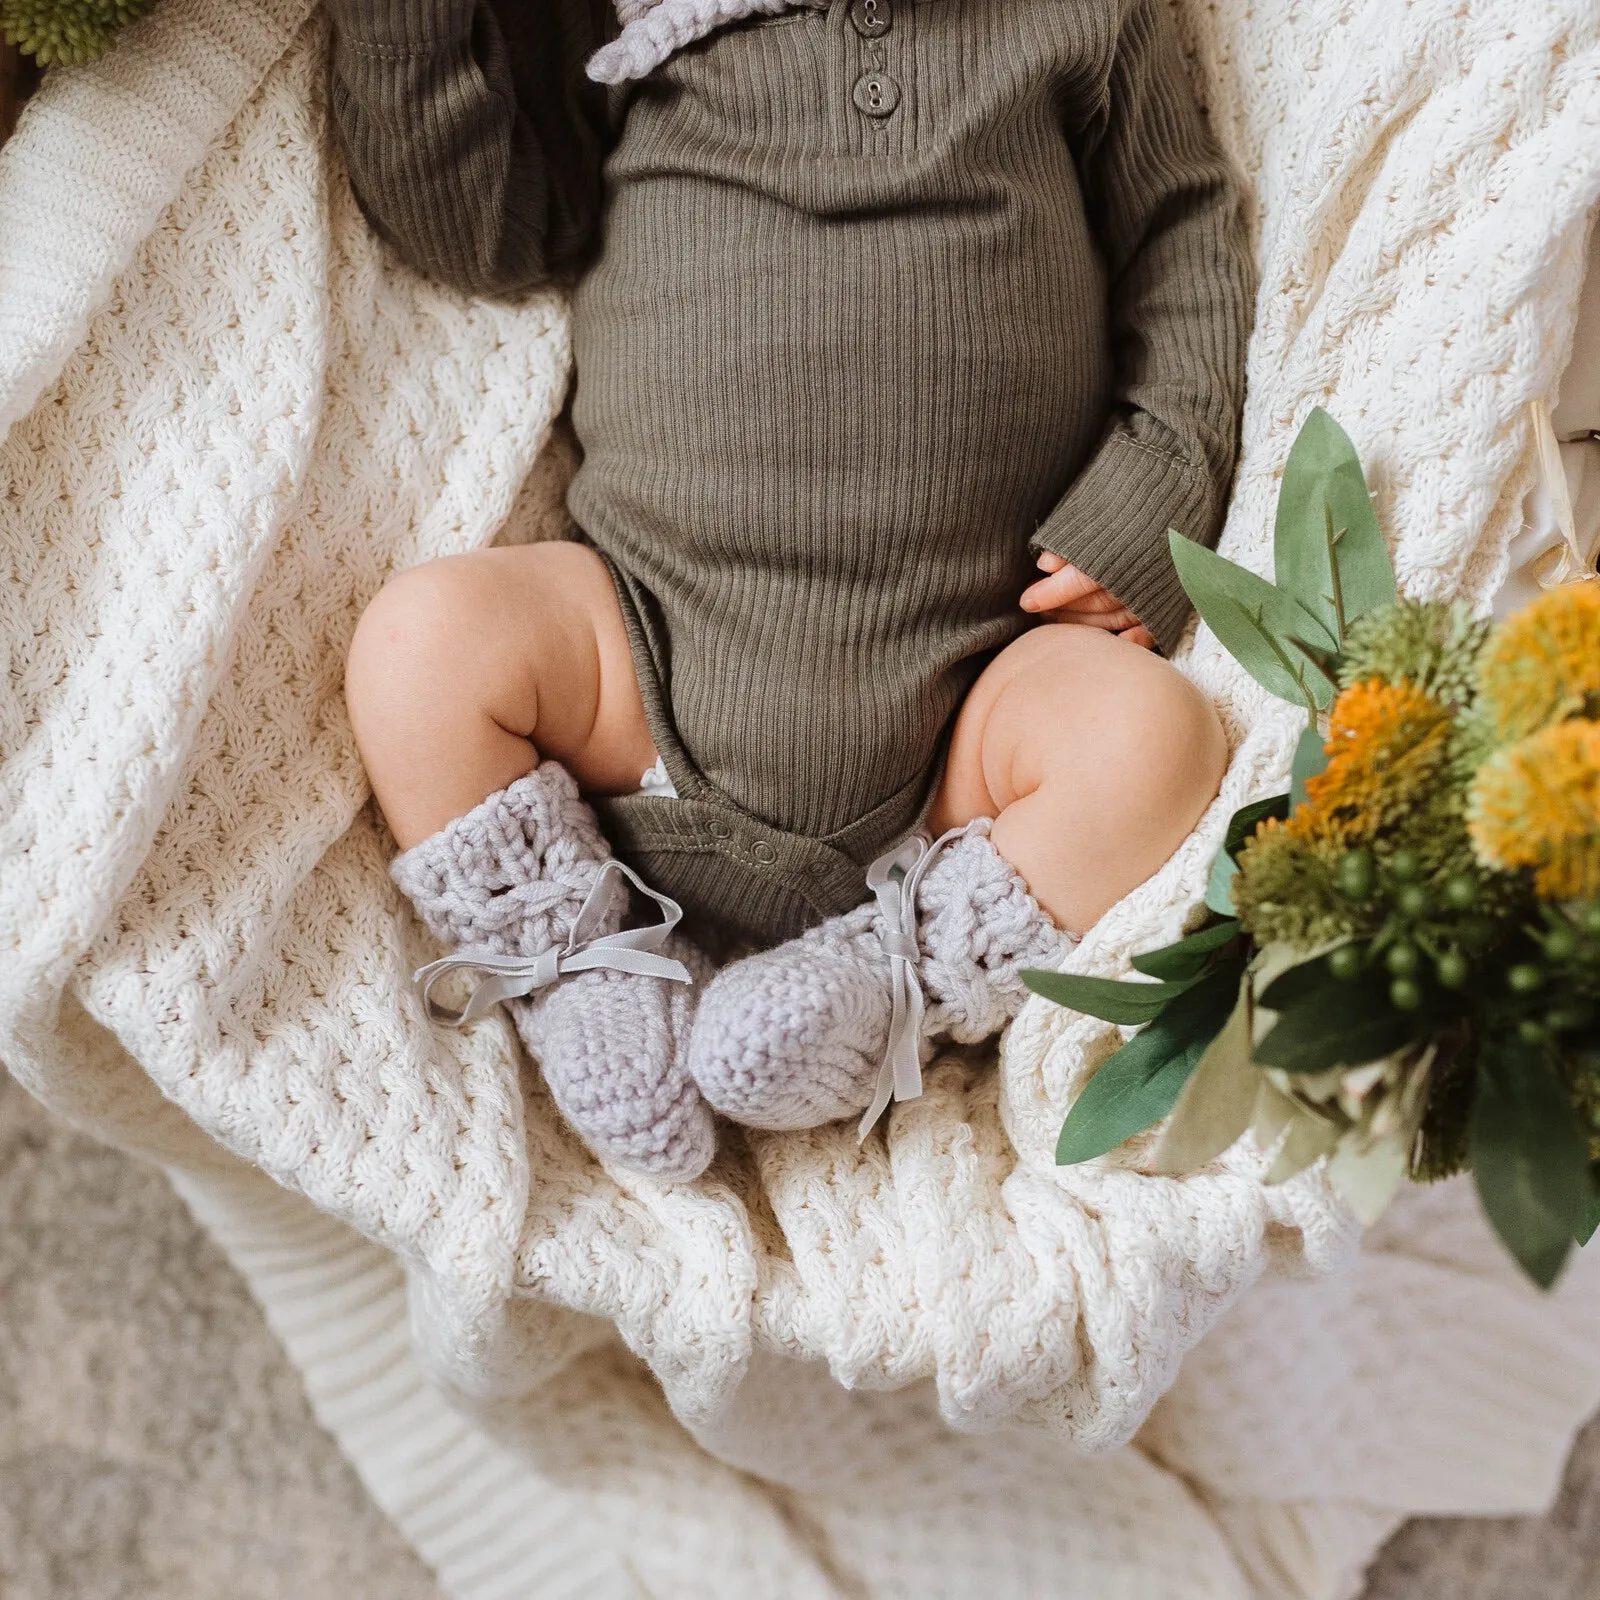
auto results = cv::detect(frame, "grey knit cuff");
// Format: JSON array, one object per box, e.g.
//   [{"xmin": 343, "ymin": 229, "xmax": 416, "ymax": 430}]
[
  {"xmin": 325, "ymin": 0, "xmax": 478, "ymax": 51},
  {"xmin": 1031, "ymin": 430, "xmax": 1219, "ymax": 655},
  {"xmin": 390, "ymin": 764, "xmax": 618, "ymax": 958}
]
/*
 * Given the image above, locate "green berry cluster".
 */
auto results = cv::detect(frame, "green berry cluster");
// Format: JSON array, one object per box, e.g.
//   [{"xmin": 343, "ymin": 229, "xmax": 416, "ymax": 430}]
[
  {"xmin": 1328, "ymin": 852, "xmax": 1600, "ymax": 1050},
  {"xmin": 1325, "ymin": 846, "xmax": 1504, "ymax": 1012}
]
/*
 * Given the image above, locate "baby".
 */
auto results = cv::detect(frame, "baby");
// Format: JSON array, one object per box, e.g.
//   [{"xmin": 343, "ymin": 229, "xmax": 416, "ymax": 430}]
[{"xmin": 334, "ymin": 0, "xmax": 1248, "ymax": 1178}]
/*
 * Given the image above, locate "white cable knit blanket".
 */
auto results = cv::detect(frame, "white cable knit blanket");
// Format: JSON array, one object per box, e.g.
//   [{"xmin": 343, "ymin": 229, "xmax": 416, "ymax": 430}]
[{"xmin": 4, "ymin": 3, "xmax": 1600, "ymax": 1596}]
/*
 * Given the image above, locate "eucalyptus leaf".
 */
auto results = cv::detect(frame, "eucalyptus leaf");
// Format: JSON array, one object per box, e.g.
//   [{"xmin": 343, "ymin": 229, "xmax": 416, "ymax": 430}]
[
  {"xmin": 1326, "ymin": 1136, "xmax": 1409, "ymax": 1223},
  {"xmin": 1206, "ymin": 793, "xmax": 1290, "ymax": 916},
  {"xmin": 1225, "ymin": 794, "xmax": 1291, "ymax": 859},
  {"xmin": 1577, "ymin": 1164, "xmax": 1600, "ymax": 1249},
  {"xmin": 1150, "ymin": 976, "xmax": 1257, "ymax": 1174},
  {"xmin": 1021, "ymin": 970, "xmax": 1199, "ymax": 1025},
  {"xmin": 1264, "ymin": 1108, "xmax": 1342, "ymax": 1185},
  {"xmin": 1274, "ymin": 407, "xmax": 1398, "ymax": 642},
  {"xmin": 1289, "ymin": 719, "xmax": 1328, "ymax": 811},
  {"xmin": 1258, "ymin": 951, "xmax": 1344, "ymax": 1013},
  {"xmin": 1056, "ymin": 966, "xmax": 1243, "ymax": 1165},
  {"xmin": 1132, "ymin": 919, "xmax": 1241, "ymax": 982},
  {"xmin": 1168, "ymin": 533, "xmax": 1339, "ymax": 712},
  {"xmin": 1206, "ymin": 852, "xmax": 1238, "ymax": 917},
  {"xmin": 1250, "ymin": 1076, "xmax": 1300, "ymax": 1150},
  {"xmin": 1255, "ymin": 980, "xmax": 1420, "ymax": 1072},
  {"xmin": 1470, "ymin": 1037, "xmax": 1590, "ymax": 1288}
]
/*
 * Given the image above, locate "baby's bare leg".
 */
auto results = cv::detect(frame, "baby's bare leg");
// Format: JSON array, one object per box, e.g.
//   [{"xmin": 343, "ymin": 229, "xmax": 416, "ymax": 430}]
[
  {"xmin": 930, "ymin": 625, "xmax": 1228, "ymax": 933},
  {"xmin": 350, "ymin": 544, "xmax": 714, "ymax": 1180},
  {"xmin": 345, "ymin": 542, "xmax": 656, "ymax": 849}
]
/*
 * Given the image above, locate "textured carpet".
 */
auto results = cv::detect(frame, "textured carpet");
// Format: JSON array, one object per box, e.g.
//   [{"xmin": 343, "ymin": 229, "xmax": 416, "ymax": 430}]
[{"xmin": 1, "ymin": 1068, "xmax": 1595, "ymax": 1600}]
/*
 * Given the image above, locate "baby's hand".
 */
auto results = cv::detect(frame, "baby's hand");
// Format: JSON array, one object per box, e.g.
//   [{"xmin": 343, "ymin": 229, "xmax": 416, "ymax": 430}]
[{"xmin": 1020, "ymin": 553, "xmax": 1156, "ymax": 649}]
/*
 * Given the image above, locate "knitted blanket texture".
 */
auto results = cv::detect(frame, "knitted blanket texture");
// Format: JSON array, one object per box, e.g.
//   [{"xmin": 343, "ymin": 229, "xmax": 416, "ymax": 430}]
[{"xmin": 4, "ymin": 2, "xmax": 1600, "ymax": 1596}]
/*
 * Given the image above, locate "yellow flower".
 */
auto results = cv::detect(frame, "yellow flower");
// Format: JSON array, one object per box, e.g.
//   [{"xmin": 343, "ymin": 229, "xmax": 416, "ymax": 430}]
[
  {"xmin": 1288, "ymin": 680, "xmax": 1453, "ymax": 850},
  {"xmin": 1468, "ymin": 719, "xmax": 1600, "ymax": 898},
  {"xmin": 1476, "ymin": 582, "xmax": 1600, "ymax": 746}
]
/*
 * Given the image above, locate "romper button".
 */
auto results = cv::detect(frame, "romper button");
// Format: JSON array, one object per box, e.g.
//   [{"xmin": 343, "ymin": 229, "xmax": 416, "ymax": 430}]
[
  {"xmin": 752, "ymin": 840, "xmax": 778, "ymax": 865},
  {"xmin": 852, "ymin": 71, "xmax": 900, "ymax": 117},
  {"xmin": 849, "ymin": 0, "xmax": 891, "ymax": 38},
  {"xmin": 708, "ymin": 820, "xmax": 732, "ymax": 841}
]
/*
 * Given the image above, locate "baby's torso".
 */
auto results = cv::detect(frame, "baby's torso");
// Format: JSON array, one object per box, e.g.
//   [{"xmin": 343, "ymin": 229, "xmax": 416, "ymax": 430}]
[{"xmin": 568, "ymin": 0, "xmax": 1117, "ymax": 839}]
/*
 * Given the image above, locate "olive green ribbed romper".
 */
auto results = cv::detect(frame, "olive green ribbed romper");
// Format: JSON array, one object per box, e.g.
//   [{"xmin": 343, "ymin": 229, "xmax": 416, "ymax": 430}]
[{"xmin": 329, "ymin": 0, "xmax": 1254, "ymax": 943}]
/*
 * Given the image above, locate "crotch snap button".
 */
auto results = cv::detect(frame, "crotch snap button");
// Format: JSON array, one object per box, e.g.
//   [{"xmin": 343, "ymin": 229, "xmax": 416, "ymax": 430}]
[
  {"xmin": 850, "ymin": 0, "xmax": 891, "ymax": 38},
  {"xmin": 852, "ymin": 71, "xmax": 900, "ymax": 117},
  {"xmin": 752, "ymin": 840, "xmax": 778, "ymax": 865},
  {"xmin": 708, "ymin": 820, "xmax": 732, "ymax": 841}
]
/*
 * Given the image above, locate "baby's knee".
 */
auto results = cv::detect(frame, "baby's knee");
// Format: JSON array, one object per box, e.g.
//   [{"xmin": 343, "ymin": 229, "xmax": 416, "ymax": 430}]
[
  {"xmin": 348, "ymin": 558, "xmax": 480, "ymax": 703},
  {"xmin": 1111, "ymin": 652, "xmax": 1229, "ymax": 810},
  {"xmin": 1029, "ymin": 628, "xmax": 1227, "ymax": 801}
]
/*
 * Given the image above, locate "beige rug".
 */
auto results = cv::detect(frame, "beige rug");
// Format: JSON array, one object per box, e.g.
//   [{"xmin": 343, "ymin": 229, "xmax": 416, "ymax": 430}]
[{"xmin": 1, "ymin": 1068, "xmax": 1595, "ymax": 1600}]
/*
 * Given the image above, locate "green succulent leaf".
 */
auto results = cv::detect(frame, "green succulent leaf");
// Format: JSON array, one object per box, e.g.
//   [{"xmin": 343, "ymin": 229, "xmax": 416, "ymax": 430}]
[
  {"xmin": 1021, "ymin": 970, "xmax": 1200, "ymax": 1026},
  {"xmin": 1, "ymin": 0, "xmax": 158, "ymax": 65},
  {"xmin": 1168, "ymin": 533, "xmax": 1339, "ymax": 712},
  {"xmin": 1470, "ymin": 1037, "xmax": 1590, "ymax": 1289},
  {"xmin": 1274, "ymin": 407, "xmax": 1398, "ymax": 643},
  {"xmin": 1055, "ymin": 964, "xmax": 1244, "ymax": 1165}
]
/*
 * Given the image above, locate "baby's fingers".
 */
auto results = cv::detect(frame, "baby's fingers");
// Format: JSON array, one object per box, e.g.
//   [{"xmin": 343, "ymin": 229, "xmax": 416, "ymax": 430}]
[
  {"xmin": 1020, "ymin": 562, "xmax": 1105, "ymax": 613},
  {"xmin": 1118, "ymin": 624, "xmax": 1157, "ymax": 650},
  {"xmin": 1056, "ymin": 601, "xmax": 1141, "ymax": 632}
]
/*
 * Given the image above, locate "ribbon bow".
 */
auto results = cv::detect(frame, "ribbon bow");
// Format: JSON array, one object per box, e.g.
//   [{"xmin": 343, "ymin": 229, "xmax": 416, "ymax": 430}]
[
  {"xmin": 414, "ymin": 859, "xmax": 693, "ymax": 1027},
  {"xmin": 857, "ymin": 828, "xmax": 965, "ymax": 1140}
]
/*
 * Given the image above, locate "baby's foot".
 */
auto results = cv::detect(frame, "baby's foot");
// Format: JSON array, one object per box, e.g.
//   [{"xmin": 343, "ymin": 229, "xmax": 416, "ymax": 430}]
[
  {"xmin": 393, "ymin": 764, "xmax": 717, "ymax": 1179},
  {"xmin": 515, "ymin": 934, "xmax": 716, "ymax": 1181},
  {"xmin": 687, "ymin": 822, "xmax": 1074, "ymax": 1131}
]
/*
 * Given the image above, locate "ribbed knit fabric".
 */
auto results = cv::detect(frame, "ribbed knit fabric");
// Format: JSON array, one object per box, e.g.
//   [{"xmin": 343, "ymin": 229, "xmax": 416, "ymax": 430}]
[
  {"xmin": 327, "ymin": 0, "xmax": 1253, "ymax": 939},
  {"xmin": 326, "ymin": 0, "xmax": 614, "ymax": 292}
]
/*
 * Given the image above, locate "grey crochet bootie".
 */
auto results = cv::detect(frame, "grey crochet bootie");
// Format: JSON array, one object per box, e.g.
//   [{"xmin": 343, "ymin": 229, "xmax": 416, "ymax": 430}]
[
  {"xmin": 685, "ymin": 821, "xmax": 1075, "ymax": 1132},
  {"xmin": 392, "ymin": 764, "xmax": 716, "ymax": 1181}
]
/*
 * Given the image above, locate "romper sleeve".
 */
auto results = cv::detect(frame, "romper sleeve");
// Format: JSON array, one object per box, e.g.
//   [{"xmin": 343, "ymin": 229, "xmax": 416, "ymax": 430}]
[
  {"xmin": 1033, "ymin": 0, "xmax": 1256, "ymax": 654},
  {"xmin": 324, "ymin": 0, "xmax": 614, "ymax": 295}
]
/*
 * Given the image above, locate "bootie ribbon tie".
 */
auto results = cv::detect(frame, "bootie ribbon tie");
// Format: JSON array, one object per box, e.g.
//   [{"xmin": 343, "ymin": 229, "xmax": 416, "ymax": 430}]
[
  {"xmin": 858, "ymin": 828, "xmax": 967, "ymax": 1140},
  {"xmin": 415, "ymin": 860, "xmax": 693, "ymax": 1027}
]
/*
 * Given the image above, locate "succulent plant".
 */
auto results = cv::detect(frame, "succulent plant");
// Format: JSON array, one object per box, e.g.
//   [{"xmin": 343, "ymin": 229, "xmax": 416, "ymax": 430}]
[{"xmin": 1, "ymin": 0, "xmax": 159, "ymax": 67}]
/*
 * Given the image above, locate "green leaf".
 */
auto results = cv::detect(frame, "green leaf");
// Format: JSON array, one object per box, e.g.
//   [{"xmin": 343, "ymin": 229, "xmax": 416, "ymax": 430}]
[
  {"xmin": 1274, "ymin": 407, "xmax": 1398, "ymax": 643},
  {"xmin": 1255, "ymin": 980, "xmax": 1420, "ymax": 1072},
  {"xmin": 1056, "ymin": 966, "xmax": 1244, "ymax": 1165},
  {"xmin": 1021, "ymin": 970, "xmax": 1199, "ymax": 1025},
  {"xmin": 1289, "ymin": 719, "xmax": 1328, "ymax": 812},
  {"xmin": 1206, "ymin": 794, "xmax": 1290, "ymax": 917},
  {"xmin": 1225, "ymin": 794, "xmax": 1291, "ymax": 859},
  {"xmin": 1150, "ymin": 975, "xmax": 1258, "ymax": 1175},
  {"xmin": 1132, "ymin": 919, "xmax": 1242, "ymax": 982},
  {"xmin": 1470, "ymin": 1037, "xmax": 1590, "ymax": 1289},
  {"xmin": 1575, "ymin": 1163, "xmax": 1600, "ymax": 1248},
  {"xmin": 1258, "ymin": 951, "xmax": 1343, "ymax": 1013},
  {"xmin": 1206, "ymin": 852, "xmax": 1239, "ymax": 917},
  {"xmin": 1169, "ymin": 533, "xmax": 1339, "ymax": 712}
]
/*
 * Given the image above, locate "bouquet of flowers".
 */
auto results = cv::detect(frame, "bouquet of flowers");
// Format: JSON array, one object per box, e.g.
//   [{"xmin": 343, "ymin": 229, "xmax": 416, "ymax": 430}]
[
  {"xmin": 2, "ymin": 0, "xmax": 157, "ymax": 67},
  {"xmin": 1026, "ymin": 410, "xmax": 1600, "ymax": 1287}
]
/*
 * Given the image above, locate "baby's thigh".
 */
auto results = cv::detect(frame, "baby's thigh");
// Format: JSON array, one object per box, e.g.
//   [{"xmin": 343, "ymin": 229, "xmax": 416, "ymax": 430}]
[
  {"xmin": 345, "ymin": 540, "xmax": 651, "ymax": 786},
  {"xmin": 933, "ymin": 623, "xmax": 1227, "ymax": 828}
]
